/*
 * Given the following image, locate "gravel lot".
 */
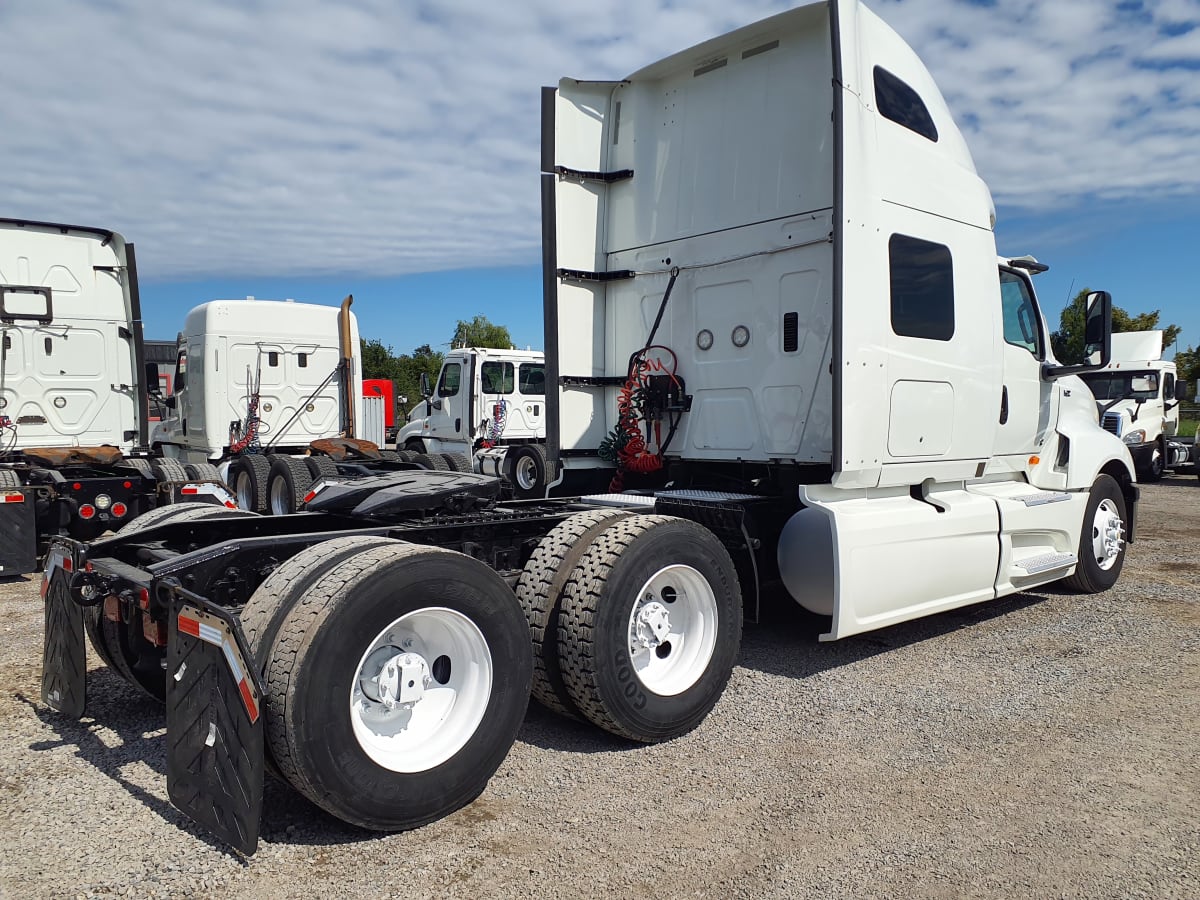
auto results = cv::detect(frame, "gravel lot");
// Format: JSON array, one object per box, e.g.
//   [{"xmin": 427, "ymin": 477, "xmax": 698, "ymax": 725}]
[{"xmin": 1, "ymin": 476, "xmax": 1197, "ymax": 899}]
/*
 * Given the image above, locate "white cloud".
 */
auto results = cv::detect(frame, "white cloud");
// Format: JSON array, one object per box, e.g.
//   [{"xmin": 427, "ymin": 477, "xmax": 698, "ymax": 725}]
[{"xmin": 1, "ymin": 0, "xmax": 1197, "ymax": 280}]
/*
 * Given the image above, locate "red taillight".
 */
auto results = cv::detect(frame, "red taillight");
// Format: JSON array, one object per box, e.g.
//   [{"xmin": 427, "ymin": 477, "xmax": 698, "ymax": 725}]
[
  {"xmin": 137, "ymin": 587, "xmax": 151, "ymax": 610},
  {"xmin": 78, "ymin": 504, "xmax": 96, "ymax": 520},
  {"xmin": 73, "ymin": 482, "xmax": 83, "ymax": 491},
  {"xmin": 62, "ymin": 557, "xmax": 73, "ymax": 573},
  {"xmin": 123, "ymin": 480, "xmax": 132, "ymax": 489},
  {"xmin": 111, "ymin": 502, "xmax": 128, "ymax": 518},
  {"xmin": 303, "ymin": 489, "xmax": 317, "ymax": 503}
]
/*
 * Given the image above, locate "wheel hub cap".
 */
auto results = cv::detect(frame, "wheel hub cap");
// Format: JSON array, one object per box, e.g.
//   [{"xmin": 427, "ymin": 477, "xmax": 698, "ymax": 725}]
[
  {"xmin": 632, "ymin": 599, "xmax": 671, "ymax": 650},
  {"xmin": 367, "ymin": 651, "xmax": 431, "ymax": 711},
  {"xmin": 1092, "ymin": 499, "xmax": 1125, "ymax": 569}
]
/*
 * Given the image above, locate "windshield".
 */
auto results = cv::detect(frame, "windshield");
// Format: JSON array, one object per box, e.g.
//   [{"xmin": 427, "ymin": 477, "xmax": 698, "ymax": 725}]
[{"xmin": 1079, "ymin": 371, "xmax": 1159, "ymax": 401}]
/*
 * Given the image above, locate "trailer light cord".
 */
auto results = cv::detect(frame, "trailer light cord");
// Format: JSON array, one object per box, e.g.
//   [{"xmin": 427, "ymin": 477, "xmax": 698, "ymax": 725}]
[{"xmin": 478, "ymin": 399, "xmax": 508, "ymax": 449}]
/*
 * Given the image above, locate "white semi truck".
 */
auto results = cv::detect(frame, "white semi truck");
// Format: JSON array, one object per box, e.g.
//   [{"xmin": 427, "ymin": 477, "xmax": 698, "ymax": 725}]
[
  {"xmin": 1077, "ymin": 330, "xmax": 1189, "ymax": 480},
  {"xmin": 150, "ymin": 297, "xmax": 456, "ymax": 514},
  {"xmin": 0, "ymin": 218, "xmax": 232, "ymax": 575},
  {"xmin": 42, "ymin": 0, "xmax": 1136, "ymax": 854},
  {"xmin": 397, "ymin": 346, "xmax": 550, "ymax": 497}
]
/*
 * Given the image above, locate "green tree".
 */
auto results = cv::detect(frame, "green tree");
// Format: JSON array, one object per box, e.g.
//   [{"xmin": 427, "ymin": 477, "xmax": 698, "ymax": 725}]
[
  {"xmin": 1174, "ymin": 345, "xmax": 1200, "ymax": 399},
  {"xmin": 451, "ymin": 315, "xmax": 512, "ymax": 349},
  {"xmin": 360, "ymin": 338, "xmax": 402, "ymax": 380},
  {"xmin": 1050, "ymin": 289, "xmax": 1182, "ymax": 364}
]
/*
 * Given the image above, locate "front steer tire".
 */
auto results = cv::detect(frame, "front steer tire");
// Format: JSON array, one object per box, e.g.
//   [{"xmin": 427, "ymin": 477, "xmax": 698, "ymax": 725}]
[
  {"xmin": 557, "ymin": 515, "xmax": 742, "ymax": 743},
  {"xmin": 246, "ymin": 540, "xmax": 532, "ymax": 830},
  {"xmin": 1061, "ymin": 474, "xmax": 1128, "ymax": 593}
]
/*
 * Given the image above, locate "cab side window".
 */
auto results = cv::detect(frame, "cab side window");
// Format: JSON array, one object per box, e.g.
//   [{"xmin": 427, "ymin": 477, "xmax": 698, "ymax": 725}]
[
  {"xmin": 437, "ymin": 362, "xmax": 461, "ymax": 397},
  {"xmin": 1163, "ymin": 372, "xmax": 1174, "ymax": 400},
  {"xmin": 480, "ymin": 361, "xmax": 514, "ymax": 394},
  {"xmin": 998, "ymin": 270, "xmax": 1042, "ymax": 357}
]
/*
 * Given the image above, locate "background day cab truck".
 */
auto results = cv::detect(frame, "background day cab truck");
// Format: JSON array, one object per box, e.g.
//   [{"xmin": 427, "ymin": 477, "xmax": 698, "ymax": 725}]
[
  {"xmin": 0, "ymin": 219, "xmax": 232, "ymax": 576},
  {"xmin": 40, "ymin": 0, "xmax": 1136, "ymax": 855},
  {"xmin": 149, "ymin": 297, "xmax": 460, "ymax": 515},
  {"xmin": 1077, "ymin": 330, "xmax": 1189, "ymax": 481},
  {"xmin": 397, "ymin": 346, "xmax": 550, "ymax": 498}
]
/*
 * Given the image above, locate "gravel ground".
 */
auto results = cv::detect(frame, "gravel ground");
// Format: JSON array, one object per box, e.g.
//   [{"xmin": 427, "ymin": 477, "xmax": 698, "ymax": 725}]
[{"xmin": 1, "ymin": 476, "xmax": 1197, "ymax": 899}]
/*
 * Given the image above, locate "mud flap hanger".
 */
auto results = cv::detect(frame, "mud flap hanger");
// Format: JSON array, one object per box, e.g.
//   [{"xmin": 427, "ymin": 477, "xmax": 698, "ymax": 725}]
[{"xmin": 162, "ymin": 578, "xmax": 266, "ymax": 855}]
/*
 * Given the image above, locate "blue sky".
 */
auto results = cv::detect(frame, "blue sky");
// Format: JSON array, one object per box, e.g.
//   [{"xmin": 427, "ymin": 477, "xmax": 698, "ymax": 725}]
[{"xmin": 3, "ymin": 0, "xmax": 1198, "ymax": 355}]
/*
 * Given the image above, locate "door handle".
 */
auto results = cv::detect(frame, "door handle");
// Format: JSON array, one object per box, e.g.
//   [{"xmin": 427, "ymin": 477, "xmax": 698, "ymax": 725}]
[{"xmin": 999, "ymin": 385, "xmax": 1009, "ymax": 425}]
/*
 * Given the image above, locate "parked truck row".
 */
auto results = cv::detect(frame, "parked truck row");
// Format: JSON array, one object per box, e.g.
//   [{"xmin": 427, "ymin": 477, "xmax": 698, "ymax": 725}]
[
  {"xmin": 41, "ymin": 0, "xmax": 1139, "ymax": 856},
  {"xmin": 0, "ymin": 219, "xmax": 237, "ymax": 577}
]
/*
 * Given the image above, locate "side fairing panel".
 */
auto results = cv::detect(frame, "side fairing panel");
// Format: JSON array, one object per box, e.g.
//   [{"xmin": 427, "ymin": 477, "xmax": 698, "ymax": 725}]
[{"xmin": 833, "ymin": 0, "xmax": 1001, "ymax": 488}]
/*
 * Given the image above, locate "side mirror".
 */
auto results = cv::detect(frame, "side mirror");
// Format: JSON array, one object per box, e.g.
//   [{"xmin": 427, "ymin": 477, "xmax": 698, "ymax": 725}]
[
  {"xmin": 1044, "ymin": 290, "xmax": 1113, "ymax": 381},
  {"xmin": 144, "ymin": 361, "xmax": 160, "ymax": 386},
  {"xmin": 164, "ymin": 395, "xmax": 177, "ymax": 410},
  {"xmin": 419, "ymin": 371, "xmax": 431, "ymax": 399},
  {"xmin": 432, "ymin": 399, "xmax": 443, "ymax": 411},
  {"xmin": 1175, "ymin": 381, "xmax": 1188, "ymax": 402},
  {"xmin": 1083, "ymin": 291, "xmax": 1111, "ymax": 365}
]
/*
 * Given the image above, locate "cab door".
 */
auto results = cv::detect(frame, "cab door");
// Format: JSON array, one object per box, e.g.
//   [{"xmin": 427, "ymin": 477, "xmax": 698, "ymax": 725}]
[
  {"xmin": 993, "ymin": 268, "xmax": 1055, "ymax": 459},
  {"xmin": 427, "ymin": 359, "xmax": 466, "ymax": 441}
]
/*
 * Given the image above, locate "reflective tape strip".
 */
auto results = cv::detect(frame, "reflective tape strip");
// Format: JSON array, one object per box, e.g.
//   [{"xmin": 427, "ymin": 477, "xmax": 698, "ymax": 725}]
[
  {"xmin": 1, "ymin": 491, "xmax": 24, "ymax": 503},
  {"xmin": 177, "ymin": 609, "xmax": 259, "ymax": 723}
]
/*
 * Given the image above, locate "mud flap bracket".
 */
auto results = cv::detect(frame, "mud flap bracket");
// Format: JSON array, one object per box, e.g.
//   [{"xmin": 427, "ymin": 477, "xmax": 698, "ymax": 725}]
[{"xmin": 165, "ymin": 585, "xmax": 265, "ymax": 855}]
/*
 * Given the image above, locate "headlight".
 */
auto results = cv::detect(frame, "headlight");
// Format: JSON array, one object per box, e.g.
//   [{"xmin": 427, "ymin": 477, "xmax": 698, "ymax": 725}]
[{"xmin": 1122, "ymin": 430, "xmax": 1146, "ymax": 445}]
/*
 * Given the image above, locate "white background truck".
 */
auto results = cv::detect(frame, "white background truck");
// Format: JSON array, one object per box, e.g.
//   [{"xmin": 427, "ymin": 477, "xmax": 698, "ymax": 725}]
[
  {"xmin": 150, "ymin": 296, "xmax": 456, "ymax": 514},
  {"xmin": 397, "ymin": 346, "xmax": 549, "ymax": 497},
  {"xmin": 0, "ymin": 218, "xmax": 230, "ymax": 575},
  {"xmin": 1078, "ymin": 330, "xmax": 1189, "ymax": 480},
  {"xmin": 42, "ymin": 0, "xmax": 1137, "ymax": 855}
]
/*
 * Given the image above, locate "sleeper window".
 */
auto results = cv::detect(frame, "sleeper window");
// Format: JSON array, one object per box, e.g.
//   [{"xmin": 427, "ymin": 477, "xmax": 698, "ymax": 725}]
[
  {"xmin": 874, "ymin": 66, "xmax": 939, "ymax": 142},
  {"xmin": 889, "ymin": 234, "xmax": 954, "ymax": 342}
]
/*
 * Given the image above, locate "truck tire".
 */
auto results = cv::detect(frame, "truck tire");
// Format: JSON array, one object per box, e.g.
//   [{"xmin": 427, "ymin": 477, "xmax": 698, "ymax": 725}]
[
  {"xmin": 395, "ymin": 449, "xmax": 419, "ymax": 463},
  {"xmin": 149, "ymin": 457, "xmax": 189, "ymax": 484},
  {"xmin": 404, "ymin": 439, "xmax": 426, "ymax": 454},
  {"xmin": 268, "ymin": 457, "xmax": 313, "ymax": 515},
  {"xmin": 378, "ymin": 450, "xmax": 401, "ymax": 462},
  {"xmin": 440, "ymin": 452, "xmax": 472, "ymax": 473},
  {"xmin": 84, "ymin": 503, "xmax": 259, "ymax": 700},
  {"xmin": 233, "ymin": 455, "xmax": 272, "ymax": 512},
  {"xmin": 508, "ymin": 444, "xmax": 547, "ymax": 500},
  {"xmin": 1061, "ymin": 474, "xmax": 1128, "ymax": 593},
  {"xmin": 0, "ymin": 468, "xmax": 20, "ymax": 488},
  {"xmin": 557, "ymin": 515, "xmax": 742, "ymax": 743},
  {"xmin": 1142, "ymin": 440, "xmax": 1165, "ymax": 482},
  {"xmin": 515, "ymin": 509, "xmax": 633, "ymax": 719},
  {"xmin": 250, "ymin": 541, "xmax": 531, "ymax": 830},
  {"xmin": 413, "ymin": 452, "xmax": 450, "ymax": 472},
  {"xmin": 117, "ymin": 458, "xmax": 154, "ymax": 478},
  {"xmin": 305, "ymin": 455, "xmax": 340, "ymax": 481},
  {"xmin": 184, "ymin": 462, "xmax": 224, "ymax": 485}
]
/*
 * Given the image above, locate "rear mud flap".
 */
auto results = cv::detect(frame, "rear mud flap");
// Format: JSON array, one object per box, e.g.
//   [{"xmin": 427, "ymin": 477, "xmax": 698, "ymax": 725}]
[
  {"xmin": 41, "ymin": 569, "xmax": 86, "ymax": 718},
  {"xmin": 165, "ymin": 594, "xmax": 264, "ymax": 855}
]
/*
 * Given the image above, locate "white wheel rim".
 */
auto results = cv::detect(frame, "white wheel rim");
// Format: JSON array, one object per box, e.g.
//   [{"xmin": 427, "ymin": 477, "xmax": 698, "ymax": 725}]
[
  {"xmin": 515, "ymin": 454, "xmax": 538, "ymax": 490},
  {"xmin": 350, "ymin": 607, "xmax": 492, "ymax": 773},
  {"xmin": 235, "ymin": 471, "xmax": 254, "ymax": 510},
  {"xmin": 626, "ymin": 564, "xmax": 719, "ymax": 696},
  {"xmin": 1090, "ymin": 498, "xmax": 1125, "ymax": 571},
  {"xmin": 268, "ymin": 477, "xmax": 289, "ymax": 515}
]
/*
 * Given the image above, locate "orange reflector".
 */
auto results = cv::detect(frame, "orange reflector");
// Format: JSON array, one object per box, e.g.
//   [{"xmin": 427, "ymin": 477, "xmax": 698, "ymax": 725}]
[{"xmin": 1029, "ymin": 456, "xmax": 1040, "ymax": 466}]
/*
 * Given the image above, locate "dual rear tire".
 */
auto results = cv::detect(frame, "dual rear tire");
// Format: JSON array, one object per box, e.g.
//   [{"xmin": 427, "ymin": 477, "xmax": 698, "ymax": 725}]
[
  {"xmin": 240, "ymin": 537, "xmax": 531, "ymax": 830},
  {"xmin": 516, "ymin": 512, "xmax": 742, "ymax": 743}
]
